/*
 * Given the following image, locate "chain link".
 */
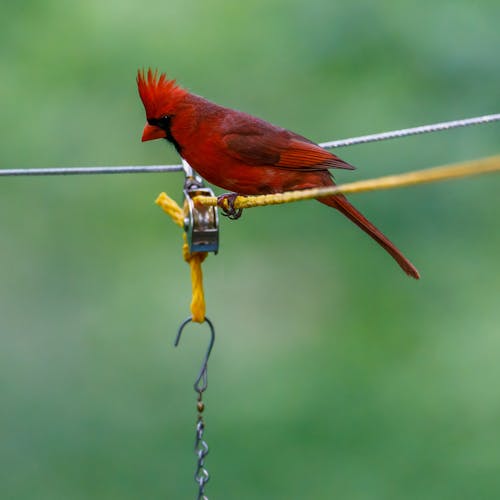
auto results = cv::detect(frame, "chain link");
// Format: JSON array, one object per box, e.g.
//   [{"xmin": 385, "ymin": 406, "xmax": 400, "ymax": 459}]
[{"xmin": 194, "ymin": 393, "xmax": 210, "ymax": 500}]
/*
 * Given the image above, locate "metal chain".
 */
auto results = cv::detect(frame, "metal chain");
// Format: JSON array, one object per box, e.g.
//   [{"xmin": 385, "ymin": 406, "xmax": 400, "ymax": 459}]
[
  {"xmin": 194, "ymin": 392, "xmax": 210, "ymax": 500},
  {"xmin": 175, "ymin": 318, "xmax": 215, "ymax": 499}
]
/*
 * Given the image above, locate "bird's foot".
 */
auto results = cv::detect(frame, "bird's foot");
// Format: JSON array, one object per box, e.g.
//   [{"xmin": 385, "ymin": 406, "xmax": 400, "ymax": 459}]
[{"xmin": 217, "ymin": 193, "xmax": 244, "ymax": 220}]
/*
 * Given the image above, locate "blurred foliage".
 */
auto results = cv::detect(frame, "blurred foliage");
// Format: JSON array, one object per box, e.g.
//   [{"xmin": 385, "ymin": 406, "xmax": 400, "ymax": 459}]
[{"xmin": 1, "ymin": 0, "xmax": 499, "ymax": 498}]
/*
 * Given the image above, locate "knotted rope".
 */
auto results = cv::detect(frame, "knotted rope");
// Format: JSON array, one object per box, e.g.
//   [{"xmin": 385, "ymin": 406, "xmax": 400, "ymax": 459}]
[{"xmin": 155, "ymin": 193, "xmax": 208, "ymax": 323}]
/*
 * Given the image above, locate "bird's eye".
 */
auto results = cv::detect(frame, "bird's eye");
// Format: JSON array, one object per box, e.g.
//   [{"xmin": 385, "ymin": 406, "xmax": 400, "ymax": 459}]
[{"xmin": 149, "ymin": 115, "xmax": 171, "ymax": 129}]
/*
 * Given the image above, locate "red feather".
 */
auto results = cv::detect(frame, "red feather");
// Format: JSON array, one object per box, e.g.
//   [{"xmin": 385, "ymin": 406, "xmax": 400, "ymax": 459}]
[{"xmin": 136, "ymin": 69, "xmax": 187, "ymax": 119}]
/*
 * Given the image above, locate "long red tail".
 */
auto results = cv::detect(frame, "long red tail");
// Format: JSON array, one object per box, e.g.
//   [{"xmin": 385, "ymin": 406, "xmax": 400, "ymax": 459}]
[{"xmin": 318, "ymin": 194, "xmax": 420, "ymax": 279}]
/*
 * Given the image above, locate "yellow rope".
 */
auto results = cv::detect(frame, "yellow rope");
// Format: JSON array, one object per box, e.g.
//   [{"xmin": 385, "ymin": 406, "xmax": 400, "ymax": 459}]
[
  {"xmin": 154, "ymin": 154, "xmax": 498, "ymax": 321},
  {"xmin": 194, "ymin": 155, "xmax": 500, "ymax": 210},
  {"xmin": 155, "ymin": 193, "xmax": 208, "ymax": 323}
]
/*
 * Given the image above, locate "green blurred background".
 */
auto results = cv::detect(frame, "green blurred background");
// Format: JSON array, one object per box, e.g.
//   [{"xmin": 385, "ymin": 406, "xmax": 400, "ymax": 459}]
[{"xmin": 1, "ymin": 1, "xmax": 499, "ymax": 498}]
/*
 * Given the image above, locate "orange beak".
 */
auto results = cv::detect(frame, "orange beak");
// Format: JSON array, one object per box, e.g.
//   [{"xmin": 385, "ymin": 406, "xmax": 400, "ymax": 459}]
[{"xmin": 142, "ymin": 123, "xmax": 167, "ymax": 142}]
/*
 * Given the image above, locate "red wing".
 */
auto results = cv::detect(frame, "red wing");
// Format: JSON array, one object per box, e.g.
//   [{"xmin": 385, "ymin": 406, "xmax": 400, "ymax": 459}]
[
  {"xmin": 221, "ymin": 115, "xmax": 355, "ymax": 171},
  {"xmin": 222, "ymin": 128, "xmax": 282, "ymax": 166},
  {"xmin": 277, "ymin": 139, "xmax": 355, "ymax": 170}
]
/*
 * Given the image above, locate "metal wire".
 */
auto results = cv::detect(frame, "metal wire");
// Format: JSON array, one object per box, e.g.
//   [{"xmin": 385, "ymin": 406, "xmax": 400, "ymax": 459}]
[
  {"xmin": 0, "ymin": 164, "xmax": 183, "ymax": 176},
  {"xmin": 319, "ymin": 113, "xmax": 500, "ymax": 149},
  {"xmin": 1, "ymin": 113, "xmax": 498, "ymax": 177}
]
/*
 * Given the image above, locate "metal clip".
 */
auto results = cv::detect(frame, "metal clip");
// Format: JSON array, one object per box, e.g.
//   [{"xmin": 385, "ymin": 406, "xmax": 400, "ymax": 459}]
[{"xmin": 182, "ymin": 160, "xmax": 219, "ymax": 254}]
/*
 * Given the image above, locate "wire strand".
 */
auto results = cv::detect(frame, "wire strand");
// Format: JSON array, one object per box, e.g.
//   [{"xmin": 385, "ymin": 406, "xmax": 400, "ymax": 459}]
[
  {"xmin": 319, "ymin": 113, "xmax": 500, "ymax": 148},
  {"xmin": 1, "ymin": 113, "xmax": 499, "ymax": 177},
  {"xmin": 0, "ymin": 165, "xmax": 183, "ymax": 176}
]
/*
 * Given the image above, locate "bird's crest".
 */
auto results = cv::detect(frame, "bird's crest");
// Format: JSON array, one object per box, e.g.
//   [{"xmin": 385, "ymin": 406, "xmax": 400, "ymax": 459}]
[{"xmin": 137, "ymin": 69, "xmax": 187, "ymax": 119}]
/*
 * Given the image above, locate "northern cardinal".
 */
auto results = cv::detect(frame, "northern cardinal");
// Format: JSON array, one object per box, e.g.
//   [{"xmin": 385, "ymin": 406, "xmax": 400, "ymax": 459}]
[{"xmin": 137, "ymin": 69, "xmax": 419, "ymax": 279}]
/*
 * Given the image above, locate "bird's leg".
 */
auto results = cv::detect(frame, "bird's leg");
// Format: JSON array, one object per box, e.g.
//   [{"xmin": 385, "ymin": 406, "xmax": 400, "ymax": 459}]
[{"xmin": 217, "ymin": 193, "xmax": 244, "ymax": 220}]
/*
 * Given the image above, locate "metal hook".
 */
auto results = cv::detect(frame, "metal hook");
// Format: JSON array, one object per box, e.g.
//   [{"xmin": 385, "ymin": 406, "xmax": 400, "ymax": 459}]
[{"xmin": 175, "ymin": 316, "xmax": 216, "ymax": 393}]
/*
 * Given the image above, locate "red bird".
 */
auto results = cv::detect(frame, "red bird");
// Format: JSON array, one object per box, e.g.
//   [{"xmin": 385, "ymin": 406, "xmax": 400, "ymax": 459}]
[{"xmin": 137, "ymin": 69, "xmax": 419, "ymax": 279}]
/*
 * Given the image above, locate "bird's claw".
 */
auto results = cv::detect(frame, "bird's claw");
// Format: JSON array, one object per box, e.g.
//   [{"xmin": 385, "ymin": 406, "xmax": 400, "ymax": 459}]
[{"xmin": 217, "ymin": 193, "xmax": 244, "ymax": 220}]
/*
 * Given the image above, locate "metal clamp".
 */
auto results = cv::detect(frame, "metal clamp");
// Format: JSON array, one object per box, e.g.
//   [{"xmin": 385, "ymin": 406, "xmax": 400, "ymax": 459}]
[{"xmin": 182, "ymin": 160, "xmax": 219, "ymax": 254}]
